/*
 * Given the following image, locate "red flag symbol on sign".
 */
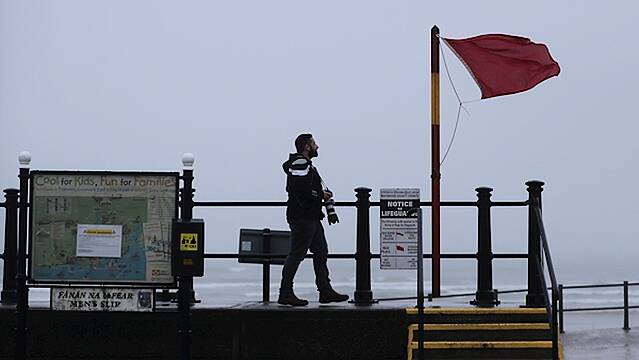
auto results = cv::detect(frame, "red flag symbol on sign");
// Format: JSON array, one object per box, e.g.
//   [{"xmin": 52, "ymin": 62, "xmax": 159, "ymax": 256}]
[
  {"xmin": 396, "ymin": 245, "xmax": 405, "ymax": 252},
  {"xmin": 442, "ymin": 34, "xmax": 560, "ymax": 99}
]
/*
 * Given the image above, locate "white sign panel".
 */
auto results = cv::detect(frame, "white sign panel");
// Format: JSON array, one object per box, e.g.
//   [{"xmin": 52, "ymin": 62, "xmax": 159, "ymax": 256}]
[
  {"xmin": 380, "ymin": 188, "xmax": 420, "ymax": 270},
  {"xmin": 76, "ymin": 224, "xmax": 123, "ymax": 258},
  {"xmin": 51, "ymin": 287, "xmax": 154, "ymax": 312}
]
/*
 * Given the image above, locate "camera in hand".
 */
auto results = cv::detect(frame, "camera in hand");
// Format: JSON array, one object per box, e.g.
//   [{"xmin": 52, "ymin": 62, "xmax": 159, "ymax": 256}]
[{"xmin": 324, "ymin": 198, "xmax": 339, "ymax": 225}]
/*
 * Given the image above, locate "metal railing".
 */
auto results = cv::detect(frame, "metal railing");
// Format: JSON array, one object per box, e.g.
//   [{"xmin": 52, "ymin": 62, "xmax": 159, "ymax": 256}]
[
  {"xmin": 533, "ymin": 204, "xmax": 560, "ymax": 360},
  {"xmin": 0, "ymin": 165, "xmax": 559, "ymax": 360},
  {"xmin": 195, "ymin": 191, "xmax": 530, "ymax": 305},
  {"xmin": 559, "ymin": 281, "xmax": 638, "ymax": 332},
  {"xmin": 376, "ymin": 282, "xmax": 638, "ymax": 334},
  {"xmin": 0, "ymin": 189, "xmax": 18, "ymax": 304},
  {"xmin": 194, "ymin": 182, "xmax": 560, "ymax": 359},
  {"xmin": 0, "ymin": 180, "xmax": 551, "ymax": 308}
]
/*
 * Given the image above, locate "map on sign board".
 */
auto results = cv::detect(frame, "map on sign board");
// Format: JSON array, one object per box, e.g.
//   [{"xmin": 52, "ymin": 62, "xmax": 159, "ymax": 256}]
[
  {"xmin": 380, "ymin": 188, "xmax": 420, "ymax": 270},
  {"xmin": 29, "ymin": 172, "xmax": 178, "ymax": 285}
]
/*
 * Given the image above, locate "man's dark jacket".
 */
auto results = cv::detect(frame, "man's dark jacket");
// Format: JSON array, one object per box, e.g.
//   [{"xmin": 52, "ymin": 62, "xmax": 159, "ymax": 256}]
[{"xmin": 282, "ymin": 153, "xmax": 324, "ymax": 222}]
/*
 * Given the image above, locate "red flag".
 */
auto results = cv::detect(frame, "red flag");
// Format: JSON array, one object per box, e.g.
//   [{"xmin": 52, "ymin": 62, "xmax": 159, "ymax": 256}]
[{"xmin": 443, "ymin": 34, "xmax": 560, "ymax": 99}]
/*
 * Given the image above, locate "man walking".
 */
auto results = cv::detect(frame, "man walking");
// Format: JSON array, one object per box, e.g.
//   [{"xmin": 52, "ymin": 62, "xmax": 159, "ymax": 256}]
[{"xmin": 278, "ymin": 134, "xmax": 349, "ymax": 306}]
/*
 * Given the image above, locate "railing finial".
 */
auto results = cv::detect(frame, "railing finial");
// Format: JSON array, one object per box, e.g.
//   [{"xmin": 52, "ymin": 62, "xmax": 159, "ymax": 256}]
[
  {"xmin": 182, "ymin": 153, "xmax": 195, "ymax": 170},
  {"xmin": 18, "ymin": 151, "xmax": 31, "ymax": 168}
]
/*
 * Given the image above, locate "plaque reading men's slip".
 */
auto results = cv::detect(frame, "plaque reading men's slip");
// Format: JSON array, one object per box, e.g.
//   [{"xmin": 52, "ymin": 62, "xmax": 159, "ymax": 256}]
[{"xmin": 380, "ymin": 188, "xmax": 420, "ymax": 270}]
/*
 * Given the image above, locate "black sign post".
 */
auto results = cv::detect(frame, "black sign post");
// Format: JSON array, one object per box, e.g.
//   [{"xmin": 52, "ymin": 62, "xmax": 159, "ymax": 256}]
[{"xmin": 407, "ymin": 207, "xmax": 424, "ymax": 360}]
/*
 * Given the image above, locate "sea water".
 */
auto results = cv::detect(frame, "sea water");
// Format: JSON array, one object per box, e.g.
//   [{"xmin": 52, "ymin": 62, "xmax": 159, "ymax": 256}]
[{"xmin": 11, "ymin": 257, "xmax": 639, "ymax": 332}]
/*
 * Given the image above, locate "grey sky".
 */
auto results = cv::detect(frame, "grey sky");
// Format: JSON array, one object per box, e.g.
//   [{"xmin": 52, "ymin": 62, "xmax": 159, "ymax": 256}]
[{"xmin": 1, "ymin": 1, "xmax": 637, "ymax": 281}]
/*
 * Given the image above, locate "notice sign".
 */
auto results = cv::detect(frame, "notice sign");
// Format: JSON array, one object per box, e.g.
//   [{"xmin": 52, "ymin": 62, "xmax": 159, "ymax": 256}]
[
  {"xmin": 380, "ymin": 188, "xmax": 420, "ymax": 270},
  {"xmin": 51, "ymin": 287, "xmax": 154, "ymax": 312},
  {"xmin": 76, "ymin": 224, "xmax": 123, "ymax": 258}
]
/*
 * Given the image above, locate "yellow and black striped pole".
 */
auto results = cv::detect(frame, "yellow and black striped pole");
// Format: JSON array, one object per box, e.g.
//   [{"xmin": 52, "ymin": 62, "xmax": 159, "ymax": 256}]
[{"xmin": 430, "ymin": 25, "xmax": 441, "ymax": 298}]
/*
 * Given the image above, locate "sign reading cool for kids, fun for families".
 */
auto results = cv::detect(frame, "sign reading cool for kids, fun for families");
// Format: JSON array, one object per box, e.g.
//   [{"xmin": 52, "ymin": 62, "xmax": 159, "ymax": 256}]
[{"xmin": 29, "ymin": 171, "xmax": 178, "ymax": 285}]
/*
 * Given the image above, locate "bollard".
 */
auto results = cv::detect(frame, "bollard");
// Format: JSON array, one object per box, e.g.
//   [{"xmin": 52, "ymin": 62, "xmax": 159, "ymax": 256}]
[
  {"xmin": 352, "ymin": 187, "xmax": 375, "ymax": 305},
  {"xmin": 1, "ymin": 189, "xmax": 19, "ymax": 305},
  {"xmin": 525, "ymin": 180, "xmax": 545, "ymax": 307},
  {"xmin": 471, "ymin": 187, "xmax": 499, "ymax": 307}
]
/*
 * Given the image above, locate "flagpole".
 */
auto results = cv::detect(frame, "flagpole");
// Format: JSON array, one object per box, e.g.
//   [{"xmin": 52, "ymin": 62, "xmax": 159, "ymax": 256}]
[{"xmin": 430, "ymin": 25, "xmax": 441, "ymax": 298}]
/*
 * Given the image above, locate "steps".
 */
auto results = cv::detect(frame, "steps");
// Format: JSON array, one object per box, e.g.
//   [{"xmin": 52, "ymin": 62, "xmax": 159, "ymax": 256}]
[{"xmin": 406, "ymin": 307, "xmax": 562, "ymax": 360}]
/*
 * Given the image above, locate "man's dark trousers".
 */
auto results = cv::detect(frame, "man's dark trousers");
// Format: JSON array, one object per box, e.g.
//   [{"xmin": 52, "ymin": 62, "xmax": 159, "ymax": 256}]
[{"xmin": 280, "ymin": 220, "xmax": 331, "ymax": 295}]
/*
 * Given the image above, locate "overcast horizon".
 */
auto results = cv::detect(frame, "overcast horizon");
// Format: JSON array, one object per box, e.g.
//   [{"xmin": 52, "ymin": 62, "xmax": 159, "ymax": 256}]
[{"xmin": 1, "ymin": 1, "xmax": 638, "ymax": 283}]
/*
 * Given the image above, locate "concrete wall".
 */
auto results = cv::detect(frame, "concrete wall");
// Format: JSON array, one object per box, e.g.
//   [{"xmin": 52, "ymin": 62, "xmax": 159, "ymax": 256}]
[{"xmin": 0, "ymin": 305, "xmax": 407, "ymax": 360}]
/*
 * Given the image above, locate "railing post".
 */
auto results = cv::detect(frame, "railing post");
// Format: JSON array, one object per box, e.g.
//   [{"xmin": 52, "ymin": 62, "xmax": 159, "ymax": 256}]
[
  {"xmin": 559, "ymin": 284, "xmax": 565, "ymax": 333},
  {"xmin": 353, "ymin": 187, "xmax": 375, "ymax": 305},
  {"xmin": 624, "ymin": 280, "xmax": 630, "ymax": 331},
  {"xmin": 1, "ymin": 188, "xmax": 19, "ymax": 305},
  {"xmin": 180, "ymin": 153, "xmax": 197, "ymax": 303},
  {"xmin": 471, "ymin": 187, "xmax": 499, "ymax": 307},
  {"xmin": 262, "ymin": 228, "xmax": 271, "ymax": 303},
  {"xmin": 178, "ymin": 153, "xmax": 195, "ymax": 360},
  {"xmin": 525, "ymin": 180, "xmax": 545, "ymax": 307},
  {"xmin": 15, "ymin": 152, "xmax": 30, "ymax": 360},
  {"xmin": 552, "ymin": 287, "xmax": 559, "ymax": 360}
]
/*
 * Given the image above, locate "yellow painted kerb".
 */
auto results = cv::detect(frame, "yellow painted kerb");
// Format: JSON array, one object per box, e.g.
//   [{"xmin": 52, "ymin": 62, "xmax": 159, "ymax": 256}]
[
  {"xmin": 408, "ymin": 323, "xmax": 550, "ymax": 331},
  {"xmin": 410, "ymin": 341, "xmax": 553, "ymax": 349},
  {"xmin": 406, "ymin": 307, "xmax": 547, "ymax": 315}
]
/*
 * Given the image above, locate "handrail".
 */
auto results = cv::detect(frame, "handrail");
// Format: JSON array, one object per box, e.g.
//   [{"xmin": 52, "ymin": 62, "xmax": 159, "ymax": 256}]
[
  {"xmin": 535, "ymin": 207, "xmax": 558, "ymax": 291},
  {"xmin": 562, "ymin": 305, "xmax": 639, "ymax": 312},
  {"xmin": 0, "ymin": 201, "xmax": 7, "ymax": 260},
  {"xmin": 533, "ymin": 205, "xmax": 560, "ymax": 360},
  {"xmin": 563, "ymin": 282, "xmax": 639, "ymax": 289},
  {"xmin": 202, "ymin": 252, "xmax": 528, "ymax": 259},
  {"xmin": 192, "ymin": 200, "xmax": 527, "ymax": 208}
]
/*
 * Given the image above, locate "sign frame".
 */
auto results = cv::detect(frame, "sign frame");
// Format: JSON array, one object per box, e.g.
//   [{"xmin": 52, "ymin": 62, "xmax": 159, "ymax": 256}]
[
  {"xmin": 50, "ymin": 286, "xmax": 156, "ymax": 312},
  {"xmin": 28, "ymin": 170, "xmax": 179, "ymax": 286},
  {"xmin": 380, "ymin": 188, "xmax": 420, "ymax": 270}
]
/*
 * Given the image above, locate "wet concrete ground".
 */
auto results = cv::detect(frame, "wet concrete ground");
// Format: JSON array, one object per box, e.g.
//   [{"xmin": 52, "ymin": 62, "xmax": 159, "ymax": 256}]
[{"xmin": 562, "ymin": 328, "xmax": 639, "ymax": 359}]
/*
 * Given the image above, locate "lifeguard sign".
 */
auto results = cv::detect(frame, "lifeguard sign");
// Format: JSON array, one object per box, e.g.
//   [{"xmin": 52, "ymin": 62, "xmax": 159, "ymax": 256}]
[{"xmin": 380, "ymin": 188, "xmax": 420, "ymax": 269}]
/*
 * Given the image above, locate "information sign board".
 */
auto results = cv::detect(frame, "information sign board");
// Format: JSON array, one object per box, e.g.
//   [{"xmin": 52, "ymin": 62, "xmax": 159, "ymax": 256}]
[
  {"xmin": 380, "ymin": 188, "xmax": 420, "ymax": 270},
  {"xmin": 29, "ymin": 171, "xmax": 178, "ymax": 285}
]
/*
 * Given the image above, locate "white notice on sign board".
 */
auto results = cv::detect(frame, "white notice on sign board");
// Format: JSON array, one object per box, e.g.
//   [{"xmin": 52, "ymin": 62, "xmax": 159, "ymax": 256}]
[
  {"xmin": 380, "ymin": 188, "xmax": 420, "ymax": 270},
  {"xmin": 76, "ymin": 224, "xmax": 123, "ymax": 258}
]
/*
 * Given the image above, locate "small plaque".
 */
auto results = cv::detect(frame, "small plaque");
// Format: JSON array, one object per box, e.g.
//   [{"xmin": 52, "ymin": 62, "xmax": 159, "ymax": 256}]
[{"xmin": 51, "ymin": 287, "xmax": 154, "ymax": 312}]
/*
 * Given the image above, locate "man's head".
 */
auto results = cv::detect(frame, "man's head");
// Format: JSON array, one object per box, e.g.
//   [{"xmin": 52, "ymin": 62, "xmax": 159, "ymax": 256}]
[{"xmin": 295, "ymin": 133, "xmax": 319, "ymax": 159}]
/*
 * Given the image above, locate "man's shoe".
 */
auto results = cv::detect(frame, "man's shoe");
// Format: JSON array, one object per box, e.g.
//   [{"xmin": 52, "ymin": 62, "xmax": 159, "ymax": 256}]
[
  {"xmin": 319, "ymin": 289, "xmax": 349, "ymax": 304},
  {"xmin": 277, "ymin": 293, "xmax": 309, "ymax": 306}
]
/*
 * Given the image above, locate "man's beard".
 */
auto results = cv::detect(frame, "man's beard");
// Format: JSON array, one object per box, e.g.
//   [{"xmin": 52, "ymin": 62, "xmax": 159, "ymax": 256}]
[{"xmin": 309, "ymin": 148, "xmax": 318, "ymax": 158}]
